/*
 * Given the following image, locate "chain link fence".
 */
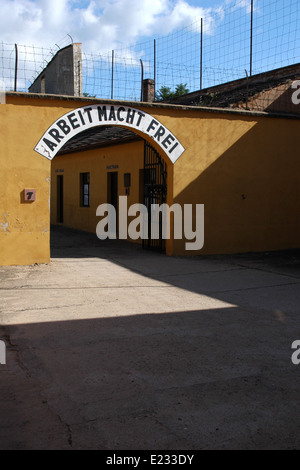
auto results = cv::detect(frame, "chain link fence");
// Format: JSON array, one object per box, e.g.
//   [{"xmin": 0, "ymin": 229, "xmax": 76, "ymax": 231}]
[{"xmin": 1, "ymin": 0, "xmax": 300, "ymax": 102}]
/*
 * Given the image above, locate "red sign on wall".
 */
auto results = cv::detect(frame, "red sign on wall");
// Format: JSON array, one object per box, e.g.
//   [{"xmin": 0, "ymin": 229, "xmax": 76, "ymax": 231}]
[{"xmin": 24, "ymin": 189, "xmax": 36, "ymax": 202}]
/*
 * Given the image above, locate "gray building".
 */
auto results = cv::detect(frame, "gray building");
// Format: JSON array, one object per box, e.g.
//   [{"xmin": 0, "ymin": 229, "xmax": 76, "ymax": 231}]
[{"xmin": 29, "ymin": 43, "xmax": 82, "ymax": 97}]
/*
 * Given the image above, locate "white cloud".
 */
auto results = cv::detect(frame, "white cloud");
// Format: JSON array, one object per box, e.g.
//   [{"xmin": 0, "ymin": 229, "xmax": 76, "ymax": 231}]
[
  {"xmin": 228, "ymin": 0, "xmax": 257, "ymax": 15},
  {"xmin": 165, "ymin": 1, "xmax": 224, "ymax": 35},
  {"xmin": 0, "ymin": 0, "xmax": 262, "ymax": 95},
  {"xmin": 0, "ymin": 0, "xmax": 225, "ymax": 52}
]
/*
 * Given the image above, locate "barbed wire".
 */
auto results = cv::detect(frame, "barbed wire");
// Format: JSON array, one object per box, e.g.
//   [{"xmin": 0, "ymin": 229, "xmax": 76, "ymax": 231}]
[{"xmin": 0, "ymin": 0, "xmax": 300, "ymax": 103}]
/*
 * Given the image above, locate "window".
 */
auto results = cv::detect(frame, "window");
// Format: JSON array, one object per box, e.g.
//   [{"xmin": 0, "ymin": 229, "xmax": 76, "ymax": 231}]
[{"xmin": 80, "ymin": 172, "xmax": 90, "ymax": 207}]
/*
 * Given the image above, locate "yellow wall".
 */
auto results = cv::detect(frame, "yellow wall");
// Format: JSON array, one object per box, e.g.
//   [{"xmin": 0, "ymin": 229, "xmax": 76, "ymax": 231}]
[
  {"xmin": 0, "ymin": 99, "xmax": 51, "ymax": 265},
  {"xmin": 1, "ymin": 94, "xmax": 178, "ymax": 264},
  {"xmin": 172, "ymin": 110, "xmax": 300, "ymax": 255},
  {"xmin": 51, "ymin": 140, "xmax": 144, "ymax": 233},
  {"xmin": 2, "ymin": 93, "xmax": 300, "ymax": 264},
  {"xmin": 51, "ymin": 140, "xmax": 175, "ymax": 254},
  {"xmin": 1, "ymin": 94, "xmax": 91, "ymax": 265}
]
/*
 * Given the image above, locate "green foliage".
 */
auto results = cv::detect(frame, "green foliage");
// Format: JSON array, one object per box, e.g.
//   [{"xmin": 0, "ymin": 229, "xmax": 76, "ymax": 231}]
[
  {"xmin": 83, "ymin": 92, "xmax": 96, "ymax": 98},
  {"xmin": 155, "ymin": 83, "xmax": 189, "ymax": 102}
]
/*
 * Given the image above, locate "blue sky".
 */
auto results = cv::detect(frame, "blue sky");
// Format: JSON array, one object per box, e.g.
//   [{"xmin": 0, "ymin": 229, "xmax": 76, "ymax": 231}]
[
  {"xmin": 1, "ymin": 0, "xmax": 300, "ymax": 97},
  {"xmin": 0, "ymin": 0, "xmax": 252, "ymax": 51}
]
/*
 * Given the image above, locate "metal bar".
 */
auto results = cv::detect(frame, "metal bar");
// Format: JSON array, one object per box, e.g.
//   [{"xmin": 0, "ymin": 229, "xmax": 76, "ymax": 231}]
[
  {"xmin": 78, "ymin": 60, "xmax": 81, "ymax": 96},
  {"xmin": 245, "ymin": 69, "xmax": 249, "ymax": 110},
  {"xmin": 111, "ymin": 50, "xmax": 114, "ymax": 99},
  {"xmin": 140, "ymin": 59, "xmax": 144, "ymax": 101},
  {"xmin": 143, "ymin": 142, "xmax": 146, "ymax": 249},
  {"xmin": 143, "ymin": 142, "xmax": 167, "ymax": 253},
  {"xmin": 200, "ymin": 18, "xmax": 203, "ymax": 90},
  {"xmin": 154, "ymin": 39, "xmax": 156, "ymax": 100},
  {"xmin": 250, "ymin": 0, "xmax": 254, "ymax": 76},
  {"xmin": 14, "ymin": 44, "xmax": 18, "ymax": 92}
]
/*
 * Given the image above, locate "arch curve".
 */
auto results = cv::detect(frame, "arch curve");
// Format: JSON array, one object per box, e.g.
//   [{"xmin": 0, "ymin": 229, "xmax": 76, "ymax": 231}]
[{"xmin": 34, "ymin": 104, "xmax": 185, "ymax": 164}]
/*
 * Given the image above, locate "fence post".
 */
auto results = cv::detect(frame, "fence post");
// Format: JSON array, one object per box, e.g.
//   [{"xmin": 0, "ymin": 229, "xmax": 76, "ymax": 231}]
[
  {"xmin": 245, "ymin": 69, "xmax": 249, "ymax": 110},
  {"xmin": 200, "ymin": 18, "xmax": 203, "ymax": 90},
  {"xmin": 154, "ymin": 39, "xmax": 156, "ymax": 100},
  {"xmin": 14, "ymin": 44, "xmax": 18, "ymax": 92},
  {"xmin": 111, "ymin": 50, "xmax": 114, "ymax": 100},
  {"xmin": 140, "ymin": 59, "xmax": 144, "ymax": 101},
  {"xmin": 250, "ymin": 0, "xmax": 254, "ymax": 76}
]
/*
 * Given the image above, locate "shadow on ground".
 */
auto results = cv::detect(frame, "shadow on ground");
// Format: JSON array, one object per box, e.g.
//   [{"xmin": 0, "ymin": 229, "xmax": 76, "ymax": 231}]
[{"xmin": 0, "ymin": 225, "xmax": 299, "ymax": 450}]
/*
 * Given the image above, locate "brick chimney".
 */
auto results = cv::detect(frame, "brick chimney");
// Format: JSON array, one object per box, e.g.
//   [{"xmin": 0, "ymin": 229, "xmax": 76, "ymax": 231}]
[{"xmin": 142, "ymin": 79, "xmax": 155, "ymax": 102}]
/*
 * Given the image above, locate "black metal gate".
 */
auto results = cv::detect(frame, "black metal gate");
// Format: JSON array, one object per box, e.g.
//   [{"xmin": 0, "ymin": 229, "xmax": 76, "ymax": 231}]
[{"xmin": 143, "ymin": 141, "xmax": 167, "ymax": 253}]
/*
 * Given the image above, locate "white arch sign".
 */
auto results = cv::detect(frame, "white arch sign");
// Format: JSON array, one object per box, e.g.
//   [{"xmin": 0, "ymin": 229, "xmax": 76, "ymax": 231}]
[{"xmin": 34, "ymin": 104, "xmax": 185, "ymax": 164}]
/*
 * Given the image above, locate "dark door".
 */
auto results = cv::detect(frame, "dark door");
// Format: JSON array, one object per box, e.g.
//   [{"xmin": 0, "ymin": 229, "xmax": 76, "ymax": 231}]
[
  {"xmin": 143, "ymin": 142, "xmax": 167, "ymax": 253},
  {"xmin": 107, "ymin": 172, "xmax": 118, "ymax": 209},
  {"xmin": 57, "ymin": 175, "xmax": 63, "ymax": 223},
  {"xmin": 107, "ymin": 172, "xmax": 118, "ymax": 230}
]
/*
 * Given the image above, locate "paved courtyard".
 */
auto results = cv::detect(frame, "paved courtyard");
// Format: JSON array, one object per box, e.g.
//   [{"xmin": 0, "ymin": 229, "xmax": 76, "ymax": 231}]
[{"xmin": 0, "ymin": 225, "xmax": 299, "ymax": 450}]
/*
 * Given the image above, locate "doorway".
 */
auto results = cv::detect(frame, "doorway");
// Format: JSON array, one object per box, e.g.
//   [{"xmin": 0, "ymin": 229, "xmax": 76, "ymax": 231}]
[
  {"xmin": 57, "ymin": 175, "xmax": 64, "ymax": 223},
  {"xmin": 143, "ymin": 142, "xmax": 167, "ymax": 253},
  {"xmin": 107, "ymin": 171, "xmax": 118, "ymax": 230}
]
